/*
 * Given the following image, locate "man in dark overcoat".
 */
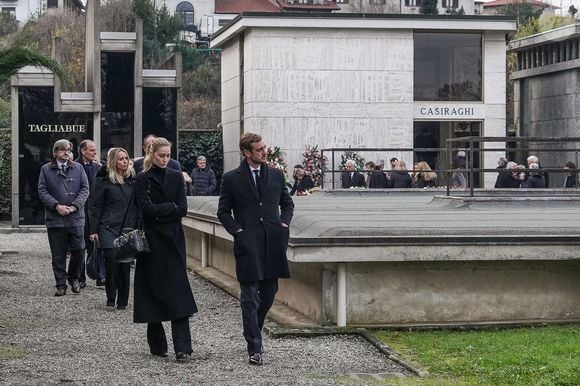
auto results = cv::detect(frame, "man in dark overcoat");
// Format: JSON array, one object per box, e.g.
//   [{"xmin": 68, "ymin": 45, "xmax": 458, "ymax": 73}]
[
  {"xmin": 75, "ymin": 139, "xmax": 103, "ymax": 287},
  {"xmin": 217, "ymin": 132, "xmax": 294, "ymax": 366},
  {"xmin": 341, "ymin": 159, "xmax": 366, "ymax": 188}
]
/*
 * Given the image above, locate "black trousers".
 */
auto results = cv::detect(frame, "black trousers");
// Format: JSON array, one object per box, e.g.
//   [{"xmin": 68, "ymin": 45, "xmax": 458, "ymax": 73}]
[
  {"xmin": 147, "ymin": 317, "xmax": 192, "ymax": 355},
  {"xmin": 240, "ymin": 279, "xmax": 278, "ymax": 355},
  {"xmin": 47, "ymin": 226, "xmax": 85, "ymax": 288},
  {"xmin": 103, "ymin": 250, "xmax": 130, "ymax": 307}
]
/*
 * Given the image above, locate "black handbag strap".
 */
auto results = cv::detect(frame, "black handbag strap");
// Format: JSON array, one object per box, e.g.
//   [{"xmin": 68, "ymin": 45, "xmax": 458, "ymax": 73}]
[{"xmin": 118, "ymin": 184, "xmax": 136, "ymax": 232}]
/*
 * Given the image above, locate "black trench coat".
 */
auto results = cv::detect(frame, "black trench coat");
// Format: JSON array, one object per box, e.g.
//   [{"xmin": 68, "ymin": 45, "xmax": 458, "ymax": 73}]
[
  {"xmin": 133, "ymin": 166, "xmax": 197, "ymax": 323},
  {"xmin": 217, "ymin": 160, "xmax": 294, "ymax": 284}
]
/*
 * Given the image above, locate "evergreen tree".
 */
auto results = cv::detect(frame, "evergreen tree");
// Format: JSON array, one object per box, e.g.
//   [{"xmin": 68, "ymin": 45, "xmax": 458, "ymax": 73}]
[
  {"xmin": 420, "ymin": 0, "xmax": 439, "ymax": 14},
  {"xmin": 0, "ymin": 46, "xmax": 65, "ymax": 85}
]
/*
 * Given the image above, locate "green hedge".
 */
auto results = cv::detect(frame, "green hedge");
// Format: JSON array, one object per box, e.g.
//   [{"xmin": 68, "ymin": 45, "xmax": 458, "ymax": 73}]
[
  {"xmin": 0, "ymin": 130, "xmax": 11, "ymax": 217},
  {"xmin": 178, "ymin": 130, "xmax": 223, "ymax": 191}
]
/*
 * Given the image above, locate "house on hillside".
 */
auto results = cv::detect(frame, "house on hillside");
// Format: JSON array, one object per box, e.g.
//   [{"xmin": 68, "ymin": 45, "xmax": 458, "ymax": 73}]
[
  {"xmin": 3, "ymin": 0, "xmax": 83, "ymax": 25},
  {"xmin": 482, "ymin": 0, "xmax": 559, "ymax": 16}
]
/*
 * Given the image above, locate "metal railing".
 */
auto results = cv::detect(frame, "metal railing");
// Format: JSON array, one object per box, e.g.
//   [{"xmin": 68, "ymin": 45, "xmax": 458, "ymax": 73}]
[{"xmin": 319, "ymin": 136, "xmax": 580, "ymax": 196}]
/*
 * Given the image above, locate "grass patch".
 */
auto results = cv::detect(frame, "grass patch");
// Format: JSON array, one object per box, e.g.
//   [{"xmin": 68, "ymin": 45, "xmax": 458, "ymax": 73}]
[
  {"xmin": 0, "ymin": 344, "xmax": 24, "ymax": 359},
  {"xmin": 376, "ymin": 325, "xmax": 580, "ymax": 385}
]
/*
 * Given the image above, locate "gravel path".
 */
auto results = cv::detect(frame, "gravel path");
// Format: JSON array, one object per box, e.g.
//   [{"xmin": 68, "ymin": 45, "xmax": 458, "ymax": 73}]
[{"xmin": 0, "ymin": 233, "xmax": 410, "ymax": 385}]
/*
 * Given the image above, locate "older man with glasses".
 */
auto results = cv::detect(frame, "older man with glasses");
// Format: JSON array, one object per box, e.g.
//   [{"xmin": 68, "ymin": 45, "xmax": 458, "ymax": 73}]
[{"xmin": 38, "ymin": 139, "xmax": 90, "ymax": 296}]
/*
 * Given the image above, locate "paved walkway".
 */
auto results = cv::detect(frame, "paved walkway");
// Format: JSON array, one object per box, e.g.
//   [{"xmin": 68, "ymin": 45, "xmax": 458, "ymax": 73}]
[{"xmin": 0, "ymin": 233, "xmax": 410, "ymax": 385}]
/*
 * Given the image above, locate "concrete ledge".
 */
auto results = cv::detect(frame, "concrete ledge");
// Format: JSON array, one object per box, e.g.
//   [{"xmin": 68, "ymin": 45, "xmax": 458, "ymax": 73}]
[
  {"xmin": 0, "ymin": 226, "xmax": 47, "ymax": 234},
  {"xmin": 188, "ymin": 258, "xmax": 317, "ymax": 327}
]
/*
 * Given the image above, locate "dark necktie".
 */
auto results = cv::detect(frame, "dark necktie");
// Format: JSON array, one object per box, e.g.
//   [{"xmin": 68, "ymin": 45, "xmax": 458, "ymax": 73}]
[
  {"xmin": 61, "ymin": 164, "xmax": 66, "ymax": 173},
  {"xmin": 253, "ymin": 170, "xmax": 261, "ymax": 198}
]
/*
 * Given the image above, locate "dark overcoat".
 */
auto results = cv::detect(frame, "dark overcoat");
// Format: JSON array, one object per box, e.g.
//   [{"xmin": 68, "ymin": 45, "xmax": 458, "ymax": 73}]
[
  {"xmin": 217, "ymin": 160, "xmax": 294, "ymax": 283},
  {"xmin": 89, "ymin": 167, "xmax": 138, "ymax": 249},
  {"xmin": 133, "ymin": 166, "xmax": 197, "ymax": 323},
  {"xmin": 341, "ymin": 171, "xmax": 366, "ymax": 188}
]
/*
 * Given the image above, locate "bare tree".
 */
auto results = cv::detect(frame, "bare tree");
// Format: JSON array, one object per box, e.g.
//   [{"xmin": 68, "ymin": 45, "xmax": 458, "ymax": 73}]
[{"xmin": 347, "ymin": 0, "xmax": 400, "ymax": 13}]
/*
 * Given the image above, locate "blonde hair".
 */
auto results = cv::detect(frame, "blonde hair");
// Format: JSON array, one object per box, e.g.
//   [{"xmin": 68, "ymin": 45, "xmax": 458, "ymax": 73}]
[
  {"xmin": 107, "ymin": 148, "xmax": 135, "ymax": 184},
  {"xmin": 416, "ymin": 161, "xmax": 437, "ymax": 182},
  {"xmin": 143, "ymin": 137, "xmax": 172, "ymax": 172},
  {"xmin": 395, "ymin": 160, "xmax": 408, "ymax": 171}
]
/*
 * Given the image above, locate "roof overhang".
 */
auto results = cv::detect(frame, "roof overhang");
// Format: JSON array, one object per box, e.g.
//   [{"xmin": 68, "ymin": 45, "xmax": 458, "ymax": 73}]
[
  {"xmin": 211, "ymin": 12, "xmax": 517, "ymax": 48},
  {"xmin": 508, "ymin": 23, "xmax": 580, "ymax": 51}
]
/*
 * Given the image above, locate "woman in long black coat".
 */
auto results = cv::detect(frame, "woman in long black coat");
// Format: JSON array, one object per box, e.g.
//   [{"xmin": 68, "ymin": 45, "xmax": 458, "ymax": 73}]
[
  {"xmin": 133, "ymin": 137, "xmax": 197, "ymax": 362},
  {"xmin": 89, "ymin": 148, "xmax": 137, "ymax": 310}
]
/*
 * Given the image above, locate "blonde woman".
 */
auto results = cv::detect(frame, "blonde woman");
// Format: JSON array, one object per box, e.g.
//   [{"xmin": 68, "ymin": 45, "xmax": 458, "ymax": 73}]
[
  {"xmin": 89, "ymin": 148, "xmax": 137, "ymax": 310},
  {"xmin": 414, "ymin": 161, "xmax": 437, "ymax": 188},
  {"xmin": 388, "ymin": 160, "xmax": 413, "ymax": 188},
  {"xmin": 134, "ymin": 137, "xmax": 197, "ymax": 362}
]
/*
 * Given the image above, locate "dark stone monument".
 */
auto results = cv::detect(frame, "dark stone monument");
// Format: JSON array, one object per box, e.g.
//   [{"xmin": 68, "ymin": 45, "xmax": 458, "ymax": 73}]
[{"xmin": 11, "ymin": 0, "xmax": 181, "ymax": 226}]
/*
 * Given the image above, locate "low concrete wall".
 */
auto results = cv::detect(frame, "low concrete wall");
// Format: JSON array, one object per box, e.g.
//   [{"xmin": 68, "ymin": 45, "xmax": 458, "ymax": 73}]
[
  {"xmin": 183, "ymin": 193, "xmax": 580, "ymax": 326},
  {"xmin": 345, "ymin": 260, "xmax": 580, "ymax": 324}
]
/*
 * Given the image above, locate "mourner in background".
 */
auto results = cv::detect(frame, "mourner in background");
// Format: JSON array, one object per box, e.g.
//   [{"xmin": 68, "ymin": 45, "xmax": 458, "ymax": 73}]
[{"xmin": 89, "ymin": 148, "xmax": 137, "ymax": 310}]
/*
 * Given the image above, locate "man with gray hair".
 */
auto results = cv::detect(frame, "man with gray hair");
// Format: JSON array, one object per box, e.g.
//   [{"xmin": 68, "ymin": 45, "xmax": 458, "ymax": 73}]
[
  {"xmin": 526, "ymin": 155, "xmax": 549, "ymax": 187},
  {"xmin": 38, "ymin": 139, "xmax": 90, "ymax": 296},
  {"xmin": 190, "ymin": 155, "xmax": 217, "ymax": 196},
  {"xmin": 341, "ymin": 159, "xmax": 366, "ymax": 188}
]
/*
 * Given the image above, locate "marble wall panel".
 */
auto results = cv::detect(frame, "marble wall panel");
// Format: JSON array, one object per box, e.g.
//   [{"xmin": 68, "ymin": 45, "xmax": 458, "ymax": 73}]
[
  {"xmin": 245, "ymin": 70, "xmax": 413, "ymax": 104},
  {"xmin": 220, "ymin": 38, "xmax": 240, "ymax": 83},
  {"xmin": 249, "ymin": 29, "xmax": 413, "ymax": 72}
]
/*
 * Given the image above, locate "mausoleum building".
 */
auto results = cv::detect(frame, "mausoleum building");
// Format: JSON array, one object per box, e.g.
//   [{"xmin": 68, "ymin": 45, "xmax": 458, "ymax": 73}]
[{"xmin": 211, "ymin": 13, "xmax": 516, "ymax": 187}]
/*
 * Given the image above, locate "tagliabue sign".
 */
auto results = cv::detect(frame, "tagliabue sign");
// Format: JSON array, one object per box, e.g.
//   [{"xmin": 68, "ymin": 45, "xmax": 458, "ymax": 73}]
[{"xmin": 28, "ymin": 124, "xmax": 86, "ymax": 133}]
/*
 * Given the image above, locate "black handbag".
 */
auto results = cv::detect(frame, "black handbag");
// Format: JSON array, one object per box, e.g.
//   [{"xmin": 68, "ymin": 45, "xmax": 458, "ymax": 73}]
[
  {"xmin": 111, "ymin": 188, "xmax": 150, "ymax": 263},
  {"xmin": 112, "ymin": 228, "xmax": 150, "ymax": 263},
  {"xmin": 86, "ymin": 240, "xmax": 100, "ymax": 280}
]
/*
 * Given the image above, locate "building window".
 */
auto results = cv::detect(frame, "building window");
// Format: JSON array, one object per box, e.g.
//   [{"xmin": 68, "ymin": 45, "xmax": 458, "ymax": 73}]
[
  {"xmin": 414, "ymin": 32, "xmax": 482, "ymax": 101},
  {"xmin": 442, "ymin": 0, "xmax": 459, "ymax": 7},
  {"xmin": 1, "ymin": 7, "xmax": 15, "ymax": 17},
  {"xmin": 336, "ymin": 0, "xmax": 349, "ymax": 3},
  {"xmin": 370, "ymin": 0, "xmax": 387, "ymax": 4},
  {"xmin": 47, "ymin": 0, "xmax": 58, "ymax": 9},
  {"xmin": 404, "ymin": 0, "xmax": 422, "ymax": 6},
  {"xmin": 176, "ymin": 2, "xmax": 194, "ymax": 27}
]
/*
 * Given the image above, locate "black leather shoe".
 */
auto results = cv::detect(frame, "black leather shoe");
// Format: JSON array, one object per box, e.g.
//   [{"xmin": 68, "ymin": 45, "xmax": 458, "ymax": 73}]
[
  {"xmin": 106, "ymin": 301, "xmax": 115, "ymax": 307},
  {"xmin": 54, "ymin": 287, "xmax": 66, "ymax": 296},
  {"xmin": 79, "ymin": 282, "xmax": 87, "ymax": 289},
  {"xmin": 151, "ymin": 352, "xmax": 168, "ymax": 358},
  {"xmin": 117, "ymin": 305, "xmax": 127, "ymax": 310},
  {"xmin": 96, "ymin": 279, "xmax": 105, "ymax": 287},
  {"xmin": 248, "ymin": 352, "xmax": 263, "ymax": 366},
  {"xmin": 71, "ymin": 280, "xmax": 81, "ymax": 293},
  {"xmin": 176, "ymin": 352, "xmax": 191, "ymax": 362}
]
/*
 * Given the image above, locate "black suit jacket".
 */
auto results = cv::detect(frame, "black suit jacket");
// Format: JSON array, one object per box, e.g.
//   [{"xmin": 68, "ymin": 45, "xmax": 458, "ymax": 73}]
[
  {"xmin": 217, "ymin": 160, "xmax": 294, "ymax": 283},
  {"xmin": 341, "ymin": 171, "xmax": 366, "ymax": 188}
]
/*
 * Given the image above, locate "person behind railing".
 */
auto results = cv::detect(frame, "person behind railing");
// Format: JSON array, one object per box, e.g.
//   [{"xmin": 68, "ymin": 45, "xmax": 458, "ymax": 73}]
[
  {"xmin": 368, "ymin": 164, "xmax": 388, "ymax": 188},
  {"xmin": 387, "ymin": 157, "xmax": 398, "ymax": 180},
  {"xmin": 290, "ymin": 166, "xmax": 314, "ymax": 196},
  {"xmin": 525, "ymin": 156, "xmax": 549, "ymax": 188},
  {"xmin": 522, "ymin": 163, "xmax": 546, "ymax": 188},
  {"xmin": 564, "ymin": 161, "xmax": 578, "ymax": 188},
  {"xmin": 414, "ymin": 161, "xmax": 437, "ymax": 188},
  {"xmin": 452, "ymin": 158, "xmax": 467, "ymax": 189},
  {"xmin": 388, "ymin": 160, "xmax": 413, "ymax": 188},
  {"xmin": 364, "ymin": 161, "xmax": 375, "ymax": 187},
  {"xmin": 495, "ymin": 161, "xmax": 520, "ymax": 188},
  {"xmin": 341, "ymin": 159, "xmax": 366, "ymax": 188},
  {"xmin": 497, "ymin": 157, "xmax": 508, "ymax": 170}
]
